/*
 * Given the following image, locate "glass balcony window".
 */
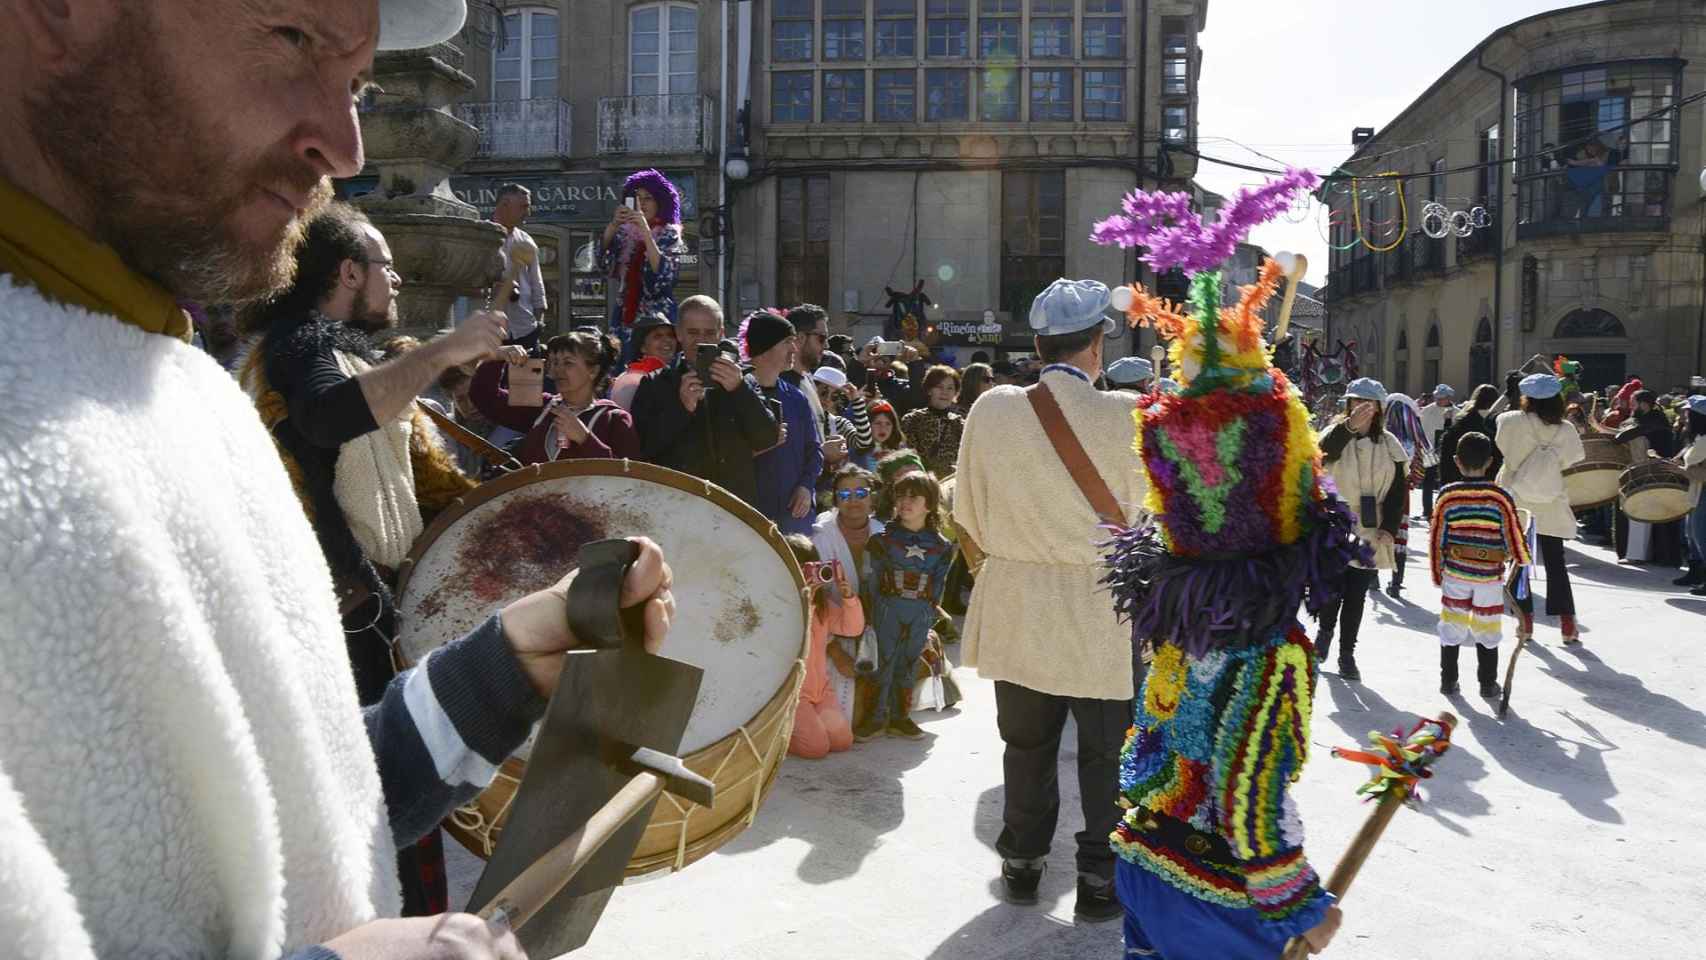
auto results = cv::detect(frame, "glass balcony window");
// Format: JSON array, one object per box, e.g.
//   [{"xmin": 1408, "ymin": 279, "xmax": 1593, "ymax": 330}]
[
  {"xmin": 926, "ymin": 68, "xmax": 969, "ymax": 120},
  {"xmin": 979, "ymin": 68, "xmax": 1020, "ymax": 121},
  {"xmin": 824, "ymin": 70, "xmax": 866, "ymax": 121},
  {"xmin": 875, "ymin": 69, "xmax": 917, "ymax": 120},
  {"xmin": 773, "ymin": 72, "xmax": 815, "ymax": 122},
  {"xmin": 1031, "ymin": 68, "xmax": 1071, "ymax": 121}
]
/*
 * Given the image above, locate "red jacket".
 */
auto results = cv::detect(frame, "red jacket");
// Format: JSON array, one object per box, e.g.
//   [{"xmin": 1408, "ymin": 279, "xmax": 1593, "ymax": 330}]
[{"xmin": 469, "ymin": 359, "xmax": 640, "ymax": 464}]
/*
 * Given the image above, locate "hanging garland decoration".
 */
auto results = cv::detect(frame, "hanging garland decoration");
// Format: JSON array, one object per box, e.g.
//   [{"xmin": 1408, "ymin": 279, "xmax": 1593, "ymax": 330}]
[{"xmin": 1351, "ymin": 173, "xmax": 1408, "ymax": 253}]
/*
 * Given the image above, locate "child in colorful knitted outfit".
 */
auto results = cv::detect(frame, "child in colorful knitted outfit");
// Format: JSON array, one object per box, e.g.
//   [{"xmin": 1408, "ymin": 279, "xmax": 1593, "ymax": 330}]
[
  {"xmin": 1429, "ymin": 431, "xmax": 1530, "ymax": 697},
  {"xmin": 1093, "ymin": 170, "xmax": 1362, "ymax": 958},
  {"xmin": 859, "ymin": 472, "xmax": 953, "ymax": 742}
]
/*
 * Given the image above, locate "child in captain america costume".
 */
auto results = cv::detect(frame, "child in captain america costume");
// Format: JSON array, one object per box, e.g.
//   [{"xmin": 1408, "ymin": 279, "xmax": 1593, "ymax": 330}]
[
  {"xmin": 1091, "ymin": 169, "xmax": 1366, "ymax": 958},
  {"xmin": 861, "ymin": 471, "xmax": 954, "ymax": 740}
]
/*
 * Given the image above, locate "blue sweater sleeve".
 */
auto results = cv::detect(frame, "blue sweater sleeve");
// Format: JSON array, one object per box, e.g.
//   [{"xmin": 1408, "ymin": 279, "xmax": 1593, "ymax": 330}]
[
  {"xmin": 362, "ymin": 614, "xmax": 547, "ymax": 848},
  {"xmin": 792, "ymin": 390, "xmax": 824, "ymax": 491}
]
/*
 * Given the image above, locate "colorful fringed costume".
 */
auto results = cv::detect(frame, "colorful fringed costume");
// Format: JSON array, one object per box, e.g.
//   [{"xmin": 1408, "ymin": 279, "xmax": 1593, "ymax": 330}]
[{"xmin": 1093, "ymin": 170, "xmax": 1369, "ymax": 958}]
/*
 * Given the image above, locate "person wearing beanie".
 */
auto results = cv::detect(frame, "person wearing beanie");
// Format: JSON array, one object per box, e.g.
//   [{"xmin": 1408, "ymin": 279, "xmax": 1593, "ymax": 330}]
[
  {"xmin": 954, "ymin": 277, "xmax": 1148, "ymax": 923},
  {"xmin": 745, "ymin": 310, "xmax": 824, "ymax": 536},
  {"xmin": 1499, "ymin": 373, "xmax": 1588, "ymax": 643},
  {"xmin": 1094, "ymin": 169, "xmax": 1351, "ymax": 959},
  {"xmin": 1316, "ymin": 377, "xmax": 1411, "ymax": 681}
]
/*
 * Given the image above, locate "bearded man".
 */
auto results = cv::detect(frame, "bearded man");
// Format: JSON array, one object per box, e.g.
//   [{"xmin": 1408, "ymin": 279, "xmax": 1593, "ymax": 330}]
[{"xmin": 0, "ymin": 1, "xmax": 678, "ymax": 958}]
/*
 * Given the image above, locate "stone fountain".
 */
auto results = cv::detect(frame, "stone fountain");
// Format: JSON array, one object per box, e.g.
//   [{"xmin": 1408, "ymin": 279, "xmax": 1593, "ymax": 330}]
[{"xmin": 356, "ymin": 42, "xmax": 504, "ymax": 338}]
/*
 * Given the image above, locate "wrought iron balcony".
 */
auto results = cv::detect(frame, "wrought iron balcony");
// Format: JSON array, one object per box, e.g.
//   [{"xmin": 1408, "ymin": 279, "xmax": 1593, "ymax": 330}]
[
  {"xmin": 597, "ymin": 95, "xmax": 715, "ymax": 156},
  {"xmin": 1456, "ymin": 215, "xmax": 1498, "ymax": 260},
  {"xmin": 1515, "ymin": 166, "xmax": 1673, "ymax": 240},
  {"xmin": 453, "ymin": 98, "xmax": 572, "ymax": 160}
]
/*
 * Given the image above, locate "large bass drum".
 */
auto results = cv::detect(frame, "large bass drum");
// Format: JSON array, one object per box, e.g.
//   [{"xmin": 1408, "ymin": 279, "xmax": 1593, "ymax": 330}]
[
  {"xmin": 394, "ymin": 459, "xmax": 809, "ymax": 877},
  {"xmin": 1619, "ymin": 460, "xmax": 1692, "ymax": 524},
  {"xmin": 1563, "ymin": 435, "xmax": 1631, "ymax": 511}
]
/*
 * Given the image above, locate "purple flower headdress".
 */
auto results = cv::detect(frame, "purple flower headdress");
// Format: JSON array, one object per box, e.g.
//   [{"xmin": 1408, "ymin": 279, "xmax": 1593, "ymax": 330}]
[{"xmin": 1091, "ymin": 168, "xmax": 1320, "ymax": 275}]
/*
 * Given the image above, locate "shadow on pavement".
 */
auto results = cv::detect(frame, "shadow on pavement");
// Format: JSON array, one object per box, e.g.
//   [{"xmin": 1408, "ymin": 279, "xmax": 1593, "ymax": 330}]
[
  {"xmin": 1323, "ymin": 677, "xmax": 1491, "ymax": 834},
  {"xmin": 1528, "ymin": 642, "xmax": 1706, "ymax": 749},
  {"xmin": 925, "ymin": 902, "xmax": 1119, "ymax": 960},
  {"xmin": 1664, "ymin": 597, "xmax": 1706, "ymax": 614},
  {"xmin": 1367, "ymin": 591, "xmax": 1441, "ymax": 633},
  {"xmin": 716, "ymin": 735, "xmax": 934, "ymax": 885},
  {"xmin": 1464, "ymin": 695, "xmax": 1622, "ymax": 824}
]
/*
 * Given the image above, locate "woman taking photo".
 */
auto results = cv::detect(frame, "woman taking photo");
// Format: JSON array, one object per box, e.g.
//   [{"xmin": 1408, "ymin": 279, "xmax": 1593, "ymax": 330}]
[
  {"xmin": 1495, "ymin": 373, "xmax": 1587, "ymax": 644},
  {"xmin": 601, "ymin": 168, "xmax": 684, "ymax": 359},
  {"xmin": 1317, "ymin": 378, "xmax": 1410, "ymax": 682},
  {"xmin": 470, "ymin": 333, "xmax": 639, "ymax": 465}
]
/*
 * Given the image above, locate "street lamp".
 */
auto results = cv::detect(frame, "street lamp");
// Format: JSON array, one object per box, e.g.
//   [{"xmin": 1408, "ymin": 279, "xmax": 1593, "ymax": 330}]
[{"xmin": 726, "ymin": 156, "xmax": 749, "ymax": 181}]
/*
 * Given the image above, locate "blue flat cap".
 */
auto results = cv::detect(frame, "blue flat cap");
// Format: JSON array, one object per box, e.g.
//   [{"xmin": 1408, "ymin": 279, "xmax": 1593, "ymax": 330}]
[
  {"xmin": 1157, "ymin": 378, "xmax": 1181, "ymax": 395},
  {"xmin": 1344, "ymin": 377, "xmax": 1387, "ymax": 403},
  {"xmin": 1519, "ymin": 373, "xmax": 1562, "ymax": 399},
  {"xmin": 1029, "ymin": 279, "xmax": 1119, "ymax": 338},
  {"xmin": 1106, "ymin": 356, "xmax": 1154, "ymax": 386},
  {"xmin": 1433, "ymin": 383, "xmax": 1455, "ymax": 398},
  {"xmin": 1687, "ymin": 394, "xmax": 1706, "ymax": 415}
]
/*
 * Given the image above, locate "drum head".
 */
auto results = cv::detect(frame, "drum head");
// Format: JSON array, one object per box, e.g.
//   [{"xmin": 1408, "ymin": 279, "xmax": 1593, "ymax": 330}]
[{"xmin": 396, "ymin": 461, "xmax": 808, "ymax": 755}]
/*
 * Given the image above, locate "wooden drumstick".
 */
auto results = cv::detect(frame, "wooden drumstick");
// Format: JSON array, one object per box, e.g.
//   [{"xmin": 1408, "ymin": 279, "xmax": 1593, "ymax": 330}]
[
  {"xmin": 478, "ymin": 771, "xmax": 664, "ymax": 934},
  {"xmin": 1271, "ymin": 252, "xmax": 1310, "ymax": 344}
]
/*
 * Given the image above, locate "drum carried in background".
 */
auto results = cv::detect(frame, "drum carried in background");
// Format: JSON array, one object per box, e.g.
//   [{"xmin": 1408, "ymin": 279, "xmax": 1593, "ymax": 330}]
[
  {"xmin": 1563, "ymin": 435, "xmax": 1632, "ymax": 510},
  {"xmin": 1618, "ymin": 460, "xmax": 1692, "ymax": 524},
  {"xmin": 394, "ymin": 459, "xmax": 809, "ymax": 878}
]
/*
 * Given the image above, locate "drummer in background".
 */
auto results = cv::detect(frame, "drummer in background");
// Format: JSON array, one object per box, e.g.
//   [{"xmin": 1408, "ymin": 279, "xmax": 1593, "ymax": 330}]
[
  {"xmin": 471, "ymin": 334, "xmax": 639, "ymax": 464},
  {"xmin": 0, "ymin": 0, "xmax": 681, "ymax": 955},
  {"xmin": 1675, "ymin": 395, "xmax": 1706, "ymax": 595},
  {"xmin": 1419, "ymin": 384, "xmax": 1457, "ymax": 517},
  {"xmin": 1612, "ymin": 389, "xmax": 1685, "ymax": 566},
  {"xmin": 1495, "ymin": 374, "xmax": 1587, "ymax": 645}
]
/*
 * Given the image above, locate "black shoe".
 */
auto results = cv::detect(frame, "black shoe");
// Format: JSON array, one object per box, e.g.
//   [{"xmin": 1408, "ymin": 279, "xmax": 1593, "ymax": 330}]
[
  {"xmin": 1440, "ymin": 680, "xmax": 1460, "ymax": 695},
  {"xmin": 1677, "ymin": 567, "xmax": 1705, "ymax": 587},
  {"xmin": 1386, "ymin": 582, "xmax": 1403, "ymax": 598},
  {"xmin": 1000, "ymin": 859, "xmax": 1044, "ymax": 905},
  {"xmin": 887, "ymin": 715, "xmax": 927, "ymax": 740},
  {"xmin": 1074, "ymin": 876, "xmax": 1122, "ymax": 923},
  {"xmin": 853, "ymin": 716, "xmax": 886, "ymax": 742},
  {"xmin": 1479, "ymin": 680, "xmax": 1502, "ymax": 698},
  {"xmin": 1338, "ymin": 659, "xmax": 1361, "ymax": 682},
  {"xmin": 1693, "ymin": 582, "xmax": 1706, "ymax": 597},
  {"xmin": 1316, "ymin": 634, "xmax": 1334, "ymax": 663}
]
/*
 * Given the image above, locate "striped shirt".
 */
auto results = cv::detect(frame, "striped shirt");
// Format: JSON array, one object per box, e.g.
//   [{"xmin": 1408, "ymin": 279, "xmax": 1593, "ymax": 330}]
[{"xmin": 1429, "ymin": 481, "xmax": 1530, "ymax": 583}]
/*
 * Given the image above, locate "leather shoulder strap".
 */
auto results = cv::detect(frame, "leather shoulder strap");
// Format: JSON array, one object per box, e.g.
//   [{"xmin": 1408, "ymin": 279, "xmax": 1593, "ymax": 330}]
[{"xmin": 1026, "ymin": 382, "xmax": 1126, "ymax": 526}]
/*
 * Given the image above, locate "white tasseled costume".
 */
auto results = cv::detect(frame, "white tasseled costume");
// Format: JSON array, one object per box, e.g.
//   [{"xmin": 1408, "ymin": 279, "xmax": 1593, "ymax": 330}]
[{"xmin": 0, "ymin": 278, "xmax": 398, "ymax": 959}]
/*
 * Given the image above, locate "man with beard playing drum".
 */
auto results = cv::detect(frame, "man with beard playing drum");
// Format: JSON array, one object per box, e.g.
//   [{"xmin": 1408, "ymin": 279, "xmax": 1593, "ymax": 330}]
[{"xmin": 0, "ymin": 1, "xmax": 679, "ymax": 957}]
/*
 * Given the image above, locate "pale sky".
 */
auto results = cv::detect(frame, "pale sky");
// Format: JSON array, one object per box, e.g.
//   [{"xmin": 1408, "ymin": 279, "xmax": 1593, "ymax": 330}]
[{"xmin": 1193, "ymin": 0, "xmax": 1589, "ymax": 284}]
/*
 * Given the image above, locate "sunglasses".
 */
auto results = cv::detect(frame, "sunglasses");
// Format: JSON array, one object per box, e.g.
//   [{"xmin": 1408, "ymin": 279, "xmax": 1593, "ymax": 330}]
[{"xmin": 835, "ymin": 487, "xmax": 872, "ymax": 502}]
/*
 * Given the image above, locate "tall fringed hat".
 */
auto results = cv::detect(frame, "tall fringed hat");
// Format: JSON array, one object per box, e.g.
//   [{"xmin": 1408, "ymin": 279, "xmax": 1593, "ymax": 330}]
[{"xmin": 1091, "ymin": 169, "xmax": 1369, "ymax": 655}]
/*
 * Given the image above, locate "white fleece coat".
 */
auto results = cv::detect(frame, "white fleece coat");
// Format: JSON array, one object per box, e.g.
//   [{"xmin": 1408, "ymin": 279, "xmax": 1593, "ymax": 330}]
[
  {"xmin": 953, "ymin": 370, "xmax": 1147, "ymax": 701},
  {"xmin": 0, "ymin": 279, "xmax": 398, "ymax": 958},
  {"xmin": 1495, "ymin": 410, "xmax": 1587, "ymax": 540}
]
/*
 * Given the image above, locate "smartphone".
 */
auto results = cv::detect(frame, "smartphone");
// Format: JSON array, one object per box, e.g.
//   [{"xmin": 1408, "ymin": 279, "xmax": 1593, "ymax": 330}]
[
  {"xmin": 875, "ymin": 339, "xmax": 902, "ymax": 357},
  {"xmin": 624, "ymin": 196, "xmax": 637, "ymax": 211},
  {"xmin": 695, "ymin": 343, "xmax": 719, "ymax": 384}
]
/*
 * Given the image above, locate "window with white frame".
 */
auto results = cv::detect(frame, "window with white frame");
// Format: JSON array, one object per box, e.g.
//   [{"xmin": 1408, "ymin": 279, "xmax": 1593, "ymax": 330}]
[
  {"xmin": 495, "ymin": 8, "xmax": 559, "ymax": 100},
  {"xmin": 631, "ymin": 3, "xmax": 699, "ymax": 95}
]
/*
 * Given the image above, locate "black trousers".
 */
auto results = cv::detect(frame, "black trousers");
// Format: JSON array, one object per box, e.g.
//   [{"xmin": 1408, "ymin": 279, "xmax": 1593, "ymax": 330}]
[
  {"xmin": 1421, "ymin": 465, "xmax": 1440, "ymax": 517},
  {"xmin": 993, "ymin": 680, "xmax": 1132, "ymax": 882},
  {"xmin": 1441, "ymin": 644, "xmax": 1498, "ymax": 687},
  {"xmin": 1509, "ymin": 534, "xmax": 1576, "ymax": 617},
  {"xmin": 1317, "ymin": 566, "xmax": 1378, "ymax": 661}
]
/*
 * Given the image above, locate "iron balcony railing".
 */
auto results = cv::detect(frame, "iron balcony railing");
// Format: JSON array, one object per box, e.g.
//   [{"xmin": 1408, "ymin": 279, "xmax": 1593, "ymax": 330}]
[
  {"xmin": 454, "ymin": 98, "xmax": 572, "ymax": 159},
  {"xmin": 597, "ymin": 95, "xmax": 715, "ymax": 156},
  {"xmin": 1515, "ymin": 165, "xmax": 1674, "ymax": 240}
]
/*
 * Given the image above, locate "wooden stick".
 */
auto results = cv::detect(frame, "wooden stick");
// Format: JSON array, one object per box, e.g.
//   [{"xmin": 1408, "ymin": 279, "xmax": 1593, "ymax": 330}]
[
  {"xmin": 1272, "ymin": 253, "xmax": 1310, "ymax": 344},
  {"xmin": 414, "ymin": 400, "xmax": 522, "ymax": 474},
  {"xmin": 1498, "ymin": 632, "xmax": 1529, "ymax": 719},
  {"xmin": 1280, "ymin": 711, "xmax": 1456, "ymax": 959},
  {"xmin": 476, "ymin": 771, "xmax": 663, "ymax": 933}
]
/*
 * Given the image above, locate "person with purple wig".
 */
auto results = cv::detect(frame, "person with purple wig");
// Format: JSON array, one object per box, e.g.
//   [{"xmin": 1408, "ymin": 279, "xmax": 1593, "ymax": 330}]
[{"xmin": 601, "ymin": 168, "xmax": 684, "ymax": 358}]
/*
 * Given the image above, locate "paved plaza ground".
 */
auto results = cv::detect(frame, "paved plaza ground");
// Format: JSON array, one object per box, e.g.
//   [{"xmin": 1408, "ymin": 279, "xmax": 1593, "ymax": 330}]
[{"xmin": 450, "ymin": 510, "xmax": 1706, "ymax": 959}]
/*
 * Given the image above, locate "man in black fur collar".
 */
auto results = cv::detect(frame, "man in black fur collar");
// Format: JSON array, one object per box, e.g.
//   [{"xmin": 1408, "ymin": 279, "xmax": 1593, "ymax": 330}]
[{"xmin": 239, "ymin": 201, "xmax": 505, "ymax": 915}]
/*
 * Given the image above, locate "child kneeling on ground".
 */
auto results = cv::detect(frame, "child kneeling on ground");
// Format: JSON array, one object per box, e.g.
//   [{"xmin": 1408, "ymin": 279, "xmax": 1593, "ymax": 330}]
[
  {"xmin": 1428, "ymin": 431, "xmax": 1531, "ymax": 697},
  {"xmin": 785, "ymin": 535, "xmax": 863, "ymax": 758}
]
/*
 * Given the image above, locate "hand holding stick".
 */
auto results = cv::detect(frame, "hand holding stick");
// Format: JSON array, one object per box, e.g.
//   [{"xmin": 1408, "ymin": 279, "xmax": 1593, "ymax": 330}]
[{"xmin": 1280, "ymin": 712, "xmax": 1457, "ymax": 959}]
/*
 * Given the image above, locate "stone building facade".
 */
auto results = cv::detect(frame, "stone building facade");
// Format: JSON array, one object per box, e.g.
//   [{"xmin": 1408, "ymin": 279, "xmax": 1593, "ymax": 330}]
[
  {"xmin": 1322, "ymin": 0, "xmax": 1706, "ymax": 397},
  {"xmin": 729, "ymin": 0, "xmax": 1209, "ymax": 356}
]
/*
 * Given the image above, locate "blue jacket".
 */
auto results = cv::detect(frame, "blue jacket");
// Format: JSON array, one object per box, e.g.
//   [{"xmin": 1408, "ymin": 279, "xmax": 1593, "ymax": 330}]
[{"xmin": 753, "ymin": 376, "xmax": 824, "ymax": 536}]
